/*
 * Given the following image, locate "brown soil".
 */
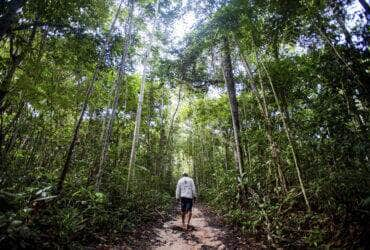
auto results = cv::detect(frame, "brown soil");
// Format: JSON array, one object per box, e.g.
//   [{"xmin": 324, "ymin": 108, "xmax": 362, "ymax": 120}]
[
  {"xmin": 93, "ymin": 204, "xmax": 265, "ymax": 249},
  {"xmin": 152, "ymin": 204, "xmax": 265, "ymax": 250},
  {"xmin": 154, "ymin": 206, "xmax": 225, "ymax": 249}
]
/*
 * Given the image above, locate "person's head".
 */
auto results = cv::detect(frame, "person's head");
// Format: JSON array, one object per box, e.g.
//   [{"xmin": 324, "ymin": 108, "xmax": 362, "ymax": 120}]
[{"xmin": 182, "ymin": 173, "xmax": 188, "ymax": 177}]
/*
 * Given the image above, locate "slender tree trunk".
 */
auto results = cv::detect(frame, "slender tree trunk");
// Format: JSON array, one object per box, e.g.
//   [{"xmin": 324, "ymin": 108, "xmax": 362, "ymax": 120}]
[
  {"xmin": 24, "ymin": 129, "xmax": 41, "ymax": 169},
  {"xmin": 0, "ymin": 21, "xmax": 38, "ymax": 169},
  {"xmin": 126, "ymin": 54, "xmax": 148, "ymax": 193},
  {"xmin": 146, "ymin": 88, "xmax": 154, "ymax": 173},
  {"xmin": 114, "ymin": 80, "xmax": 129, "ymax": 169},
  {"xmin": 167, "ymin": 84, "xmax": 182, "ymax": 141},
  {"xmin": 241, "ymin": 103, "xmax": 253, "ymax": 171},
  {"xmin": 221, "ymin": 36, "xmax": 244, "ymax": 178},
  {"xmin": 0, "ymin": 100, "xmax": 24, "ymax": 165},
  {"xmin": 255, "ymin": 50, "xmax": 311, "ymax": 211},
  {"xmin": 258, "ymin": 71, "xmax": 288, "ymax": 193},
  {"xmin": 3, "ymin": 29, "xmax": 47, "ymax": 167},
  {"xmin": 2, "ymin": 103, "xmax": 25, "ymax": 152},
  {"xmin": 126, "ymin": 0, "xmax": 160, "ymax": 193},
  {"xmin": 56, "ymin": 73, "xmax": 95, "ymax": 193},
  {"xmin": 191, "ymin": 138, "xmax": 200, "ymax": 190},
  {"xmin": 238, "ymin": 45, "xmax": 287, "ymax": 192},
  {"xmin": 155, "ymin": 88, "xmax": 167, "ymax": 186},
  {"xmin": 224, "ymin": 142, "xmax": 229, "ymax": 171},
  {"xmin": 94, "ymin": 0, "xmax": 135, "ymax": 191},
  {"xmin": 160, "ymin": 83, "xmax": 182, "ymax": 179},
  {"xmin": 56, "ymin": 0, "xmax": 126, "ymax": 194}
]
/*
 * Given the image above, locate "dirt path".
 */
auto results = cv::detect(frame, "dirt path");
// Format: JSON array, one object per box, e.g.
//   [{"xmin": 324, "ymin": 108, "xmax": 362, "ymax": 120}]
[
  {"xmin": 93, "ymin": 204, "xmax": 260, "ymax": 249},
  {"xmin": 154, "ymin": 206, "xmax": 225, "ymax": 249}
]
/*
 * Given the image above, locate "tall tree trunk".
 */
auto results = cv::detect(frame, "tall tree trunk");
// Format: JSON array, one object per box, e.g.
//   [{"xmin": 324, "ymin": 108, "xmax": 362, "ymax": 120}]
[
  {"xmin": 56, "ymin": 0, "xmax": 126, "ymax": 194},
  {"xmin": 146, "ymin": 88, "xmax": 154, "ymax": 174},
  {"xmin": 156, "ymin": 91, "xmax": 166, "ymax": 182},
  {"xmin": 224, "ymin": 140, "xmax": 229, "ymax": 171},
  {"xmin": 237, "ymin": 42, "xmax": 287, "ymax": 193},
  {"xmin": 126, "ymin": 0, "xmax": 160, "ymax": 193},
  {"xmin": 94, "ymin": 0, "xmax": 135, "ymax": 191},
  {"xmin": 0, "ymin": 20, "xmax": 38, "ymax": 168},
  {"xmin": 125, "ymin": 54, "xmax": 148, "ymax": 193},
  {"xmin": 255, "ymin": 50, "xmax": 311, "ymax": 212},
  {"xmin": 0, "ymin": 100, "xmax": 24, "ymax": 166},
  {"xmin": 162, "ymin": 83, "xmax": 182, "ymax": 175},
  {"xmin": 56, "ymin": 72, "xmax": 96, "ymax": 193},
  {"xmin": 167, "ymin": 84, "xmax": 182, "ymax": 141},
  {"xmin": 221, "ymin": 36, "xmax": 244, "ymax": 178},
  {"xmin": 2, "ymin": 102, "xmax": 25, "ymax": 155},
  {"xmin": 257, "ymin": 69, "xmax": 288, "ymax": 193}
]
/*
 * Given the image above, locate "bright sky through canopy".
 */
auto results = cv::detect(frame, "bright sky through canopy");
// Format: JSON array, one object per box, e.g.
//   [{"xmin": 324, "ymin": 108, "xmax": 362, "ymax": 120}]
[{"xmin": 172, "ymin": 1, "xmax": 196, "ymax": 42}]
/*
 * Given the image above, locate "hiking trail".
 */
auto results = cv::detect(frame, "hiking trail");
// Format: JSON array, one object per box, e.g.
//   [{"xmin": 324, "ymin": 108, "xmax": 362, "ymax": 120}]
[{"xmin": 154, "ymin": 205, "xmax": 225, "ymax": 249}]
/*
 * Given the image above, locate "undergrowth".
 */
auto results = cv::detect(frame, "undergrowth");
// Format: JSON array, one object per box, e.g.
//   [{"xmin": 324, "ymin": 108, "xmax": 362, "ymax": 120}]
[
  {"xmin": 200, "ymin": 170, "xmax": 370, "ymax": 248},
  {"xmin": 0, "ymin": 184, "xmax": 172, "ymax": 249}
]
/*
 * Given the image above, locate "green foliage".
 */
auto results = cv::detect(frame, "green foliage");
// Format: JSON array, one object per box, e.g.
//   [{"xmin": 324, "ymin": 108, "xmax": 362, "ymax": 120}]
[
  {"xmin": 0, "ymin": 0, "xmax": 178, "ymax": 248},
  {"xmin": 174, "ymin": 0, "xmax": 369, "ymax": 248},
  {"xmin": 1, "ymin": 0, "xmax": 369, "ymax": 248},
  {"xmin": 0, "ymin": 184, "xmax": 173, "ymax": 248}
]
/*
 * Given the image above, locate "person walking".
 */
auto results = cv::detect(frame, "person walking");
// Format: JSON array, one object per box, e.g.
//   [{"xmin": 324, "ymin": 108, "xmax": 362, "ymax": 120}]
[{"xmin": 176, "ymin": 173, "xmax": 197, "ymax": 229}]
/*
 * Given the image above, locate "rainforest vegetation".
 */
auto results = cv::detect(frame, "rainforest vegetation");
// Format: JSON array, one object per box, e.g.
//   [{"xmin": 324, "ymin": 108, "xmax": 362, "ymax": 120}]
[{"xmin": 0, "ymin": 0, "xmax": 369, "ymax": 248}]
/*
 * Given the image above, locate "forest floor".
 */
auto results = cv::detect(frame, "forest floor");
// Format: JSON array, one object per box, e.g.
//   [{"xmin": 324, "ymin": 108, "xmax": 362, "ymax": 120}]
[
  {"xmin": 95, "ymin": 204, "xmax": 266, "ymax": 249},
  {"xmin": 154, "ymin": 206, "xmax": 226, "ymax": 249}
]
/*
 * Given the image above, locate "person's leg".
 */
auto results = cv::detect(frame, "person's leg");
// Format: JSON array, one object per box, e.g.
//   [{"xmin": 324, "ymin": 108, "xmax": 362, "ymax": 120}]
[
  {"xmin": 187, "ymin": 211, "xmax": 192, "ymax": 225},
  {"xmin": 180, "ymin": 198, "xmax": 186, "ymax": 228},
  {"xmin": 186, "ymin": 198, "xmax": 193, "ymax": 229},
  {"xmin": 181, "ymin": 212, "xmax": 186, "ymax": 228}
]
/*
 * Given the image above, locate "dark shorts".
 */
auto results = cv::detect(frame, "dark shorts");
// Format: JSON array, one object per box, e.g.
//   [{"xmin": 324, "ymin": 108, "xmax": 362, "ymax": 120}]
[{"xmin": 180, "ymin": 197, "xmax": 193, "ymax": 212}]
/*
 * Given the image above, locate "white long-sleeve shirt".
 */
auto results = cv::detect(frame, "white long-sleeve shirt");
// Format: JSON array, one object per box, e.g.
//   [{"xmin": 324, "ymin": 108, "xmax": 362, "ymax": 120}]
[{"xmin": 176, "ymin": 176, "xmax": 197, "ymax": 199}]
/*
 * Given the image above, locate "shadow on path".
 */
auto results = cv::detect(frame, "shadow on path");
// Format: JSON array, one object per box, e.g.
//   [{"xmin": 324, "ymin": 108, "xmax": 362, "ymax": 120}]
[{"xmin": 154, "ymin": 205, "xmax": 225, "ymax": 249}]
